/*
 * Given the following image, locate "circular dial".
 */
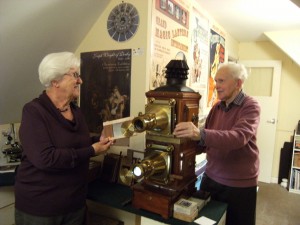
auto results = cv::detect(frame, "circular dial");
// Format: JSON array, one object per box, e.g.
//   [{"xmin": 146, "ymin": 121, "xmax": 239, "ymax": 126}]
[{"xmin": 107, "ymin": 3, "xmax": 139, "ymax": 42}]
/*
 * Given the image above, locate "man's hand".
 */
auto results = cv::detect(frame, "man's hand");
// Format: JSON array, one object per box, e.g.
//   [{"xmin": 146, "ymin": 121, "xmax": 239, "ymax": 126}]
[{"xmin": 173, "ymin": 122, "xmax": 201, "ymax": 141}]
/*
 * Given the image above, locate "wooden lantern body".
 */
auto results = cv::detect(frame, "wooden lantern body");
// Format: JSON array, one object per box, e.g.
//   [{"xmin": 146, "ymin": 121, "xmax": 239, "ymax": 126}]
[{"xmin": 132, "ymin": 90, "xmax": 201, "ymax": 219}]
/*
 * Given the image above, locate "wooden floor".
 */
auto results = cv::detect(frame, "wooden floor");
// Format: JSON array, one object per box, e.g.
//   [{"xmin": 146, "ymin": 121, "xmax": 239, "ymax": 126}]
[{"xmin": 256, "ymin": 182, "xmax": 300, "ymax": 225}]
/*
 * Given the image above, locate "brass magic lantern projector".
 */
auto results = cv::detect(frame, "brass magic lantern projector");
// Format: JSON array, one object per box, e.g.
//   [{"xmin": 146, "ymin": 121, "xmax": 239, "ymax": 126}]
[{"xmin": 124, "ymin": 59, "xmax": 201, "ymax": 219}]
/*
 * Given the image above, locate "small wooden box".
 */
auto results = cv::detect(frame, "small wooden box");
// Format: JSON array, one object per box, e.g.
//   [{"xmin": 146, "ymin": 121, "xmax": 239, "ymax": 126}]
[
  {"xmin": 173, "ymin": 209, "xmax": 198, "ymax": 222},
  {"xmin": 174, "ymin": 198, "xmax": 198, "ymax": 215},
  {"xmin": 132, "ymin": 184, "xmax": 178, "ymax": 219}
]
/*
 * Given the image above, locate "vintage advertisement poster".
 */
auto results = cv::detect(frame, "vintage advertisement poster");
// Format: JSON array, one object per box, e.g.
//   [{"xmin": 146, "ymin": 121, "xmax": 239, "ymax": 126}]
[
  {"xmin": 151, "ymin": 0, "xmax": 191, "ymax": 90},
  {"xmin": 80, "ymin": 49, "xmax": 131, "ymax": 133},
  {"xmin": 188, "ymin": 6, "xmax": 210, "ymax": 115},
  {"xmin": 207, "ymin": 27, "xmax": 225, "ymax": 107}
]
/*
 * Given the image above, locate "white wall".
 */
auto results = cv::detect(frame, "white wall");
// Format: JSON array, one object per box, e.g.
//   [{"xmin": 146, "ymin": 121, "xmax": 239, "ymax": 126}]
[
  {"xmin": 265, "ymin": 29, "xmax": 300, "ymax": 67},
  {"xmin": 239, "ymin": 41, "xmax": 300, "ymax": 179},
  {"xmin": 75, "ymin": 0, "xmax": 153, "ymax": 152}
]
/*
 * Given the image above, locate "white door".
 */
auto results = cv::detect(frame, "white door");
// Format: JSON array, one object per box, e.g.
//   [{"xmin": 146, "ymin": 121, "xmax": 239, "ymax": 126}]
[{"xmin": 239, "ymin": 60, "xmax": 282, "ymax": 183}]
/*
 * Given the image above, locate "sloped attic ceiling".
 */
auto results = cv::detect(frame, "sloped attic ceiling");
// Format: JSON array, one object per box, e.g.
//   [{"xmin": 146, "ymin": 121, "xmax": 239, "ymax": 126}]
[{"xmin": 0, "ymin": 0, "xmax": 110, "ymax": 124}]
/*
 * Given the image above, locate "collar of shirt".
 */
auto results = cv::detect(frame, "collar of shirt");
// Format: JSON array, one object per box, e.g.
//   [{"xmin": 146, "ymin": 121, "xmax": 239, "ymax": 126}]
[{"xmin": 218, "ymin": 90, "xmax": 246, "ymax": 112}]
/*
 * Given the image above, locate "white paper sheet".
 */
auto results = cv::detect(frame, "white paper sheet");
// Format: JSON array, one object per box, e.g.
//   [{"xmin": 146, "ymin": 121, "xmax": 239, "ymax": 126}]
[{"xmin": 194, "ymin": 216, "xmax": 216, "ymax": 225}]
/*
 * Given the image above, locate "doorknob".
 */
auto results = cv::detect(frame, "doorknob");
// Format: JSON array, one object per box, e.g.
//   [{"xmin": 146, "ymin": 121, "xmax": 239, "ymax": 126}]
[{"xmin": 267, "ymin": 118, "xmax": 276, "ymax": 124}]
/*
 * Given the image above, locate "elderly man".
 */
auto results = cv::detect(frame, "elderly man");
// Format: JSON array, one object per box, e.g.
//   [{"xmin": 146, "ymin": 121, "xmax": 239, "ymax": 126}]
[{"xmin": 173, "ymin": 63, "xmax": 260, "ymax": 225}]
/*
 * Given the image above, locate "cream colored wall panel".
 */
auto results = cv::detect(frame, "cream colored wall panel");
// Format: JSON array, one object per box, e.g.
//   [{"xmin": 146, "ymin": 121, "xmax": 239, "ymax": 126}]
[
  {"xmin": 0, "ymin": 204, "xmax": 15, "ymax": 225},
  {"xmin": 239, "ymin": 41, "xmax": 300, "ymax": 179},
  {"xmin": 0, "ymin": 186, "xmax": 15, "ymax": 225},
  {"xmin": 0, "ymin": 186, "xmax": 14, "ymax": 208}
]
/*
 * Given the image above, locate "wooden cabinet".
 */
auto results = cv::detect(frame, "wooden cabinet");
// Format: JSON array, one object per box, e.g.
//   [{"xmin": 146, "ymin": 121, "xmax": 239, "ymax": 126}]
[{"xmin": 288, "ymin": 131, "xmax": 300, "ymax": 194}]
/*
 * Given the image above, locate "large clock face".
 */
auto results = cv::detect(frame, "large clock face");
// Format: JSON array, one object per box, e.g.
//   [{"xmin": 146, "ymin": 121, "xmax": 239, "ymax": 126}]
[{"xmin": 107, "ymin": 3, "xmax": 139, "ymax": 42}]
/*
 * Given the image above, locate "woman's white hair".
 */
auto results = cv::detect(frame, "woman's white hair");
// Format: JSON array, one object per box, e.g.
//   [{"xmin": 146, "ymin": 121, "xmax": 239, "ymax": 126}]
[
  {"xmin": 38, "ymin": 52, "xmax": 80, "ymax": 87},
  {"xmin": 219, "ymin": 62, "xmax": 248, "ymax": 83}
]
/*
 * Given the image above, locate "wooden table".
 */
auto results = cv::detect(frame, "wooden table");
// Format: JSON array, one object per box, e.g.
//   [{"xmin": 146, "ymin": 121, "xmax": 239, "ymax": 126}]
[{"xmin": 87, "ymin": 180, "xmax": 227, "ymax": 225}]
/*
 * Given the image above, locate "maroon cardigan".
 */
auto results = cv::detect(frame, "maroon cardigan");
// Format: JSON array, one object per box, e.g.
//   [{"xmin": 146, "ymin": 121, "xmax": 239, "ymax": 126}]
[
  {"xmin": 202, "ymin": 93, "xmax": 261, "ymax": 188},
  {"xmin": 15, "ymin": 91, "xmax": 98, "ymax": 216}
]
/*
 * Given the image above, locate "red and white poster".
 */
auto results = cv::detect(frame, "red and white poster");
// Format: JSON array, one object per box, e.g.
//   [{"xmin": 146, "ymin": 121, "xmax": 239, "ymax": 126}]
[
  {"xmin": 150, "ymin": 0, "xmax": 191, "ymax": 90},
  {"xmin": 151, "ymin": 0, "xmax": 226, "ymax": 116}
]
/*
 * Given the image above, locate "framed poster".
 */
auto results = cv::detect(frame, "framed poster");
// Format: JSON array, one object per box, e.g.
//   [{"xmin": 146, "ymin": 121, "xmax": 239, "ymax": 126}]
[{"xmin": 80, "ymin": 49, "xmax": 131, "ymax": 133}]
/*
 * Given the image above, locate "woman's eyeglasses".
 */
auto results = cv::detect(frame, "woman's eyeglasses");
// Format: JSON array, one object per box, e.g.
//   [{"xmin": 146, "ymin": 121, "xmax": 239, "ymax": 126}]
[{"xmin": 65, "ymin": 72, "xmax": 81, "ymax": 79}]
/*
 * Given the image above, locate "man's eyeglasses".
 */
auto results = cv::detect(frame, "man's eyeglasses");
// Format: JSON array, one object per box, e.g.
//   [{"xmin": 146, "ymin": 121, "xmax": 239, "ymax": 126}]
[{"xmin": 65, "ymin": 72, "xmax": 81, "ymax": 79}]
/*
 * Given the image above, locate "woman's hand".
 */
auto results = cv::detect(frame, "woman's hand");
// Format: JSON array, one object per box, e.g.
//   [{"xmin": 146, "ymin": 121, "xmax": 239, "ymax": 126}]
[
  {"xmin": 173, "ymin": 122, "xmax": 201, "ymax": 141},
  {"xmin": 92, "ymin": 137, "xmax": 114, "ymax": 155}
]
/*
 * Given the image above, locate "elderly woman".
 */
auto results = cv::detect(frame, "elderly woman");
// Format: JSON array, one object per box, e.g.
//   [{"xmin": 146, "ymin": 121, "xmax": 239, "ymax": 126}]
[{"xmin": 14, "ymin": 52, "xmax": 113, "ymax": 225}]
